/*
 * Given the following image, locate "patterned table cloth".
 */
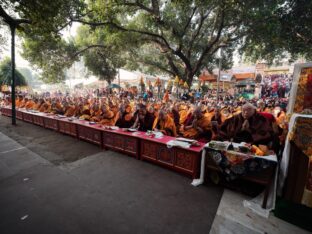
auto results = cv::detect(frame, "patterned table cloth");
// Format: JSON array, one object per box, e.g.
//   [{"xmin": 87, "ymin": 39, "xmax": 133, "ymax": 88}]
[{"xmin": 206, "ymin": 146, "xmax": 277, "ymax": 181}]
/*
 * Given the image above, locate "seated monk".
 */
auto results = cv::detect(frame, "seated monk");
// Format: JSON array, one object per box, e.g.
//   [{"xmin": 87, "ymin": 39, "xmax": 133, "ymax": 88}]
[
  {"xmin": 79, "ymin": 101, "xmax": 91, "ymax": 120},
  {"xmin": 64, "ymin": 103, "xmax": 77, "ymax": 117},
  {"xmin": 0, "ymin": 98, "xmax": 7, "ymax": 106},
  {"xmin": 25, "ymin": 98, "xmax": 35, "ymax": 109},
  {"xmin": 33, "ymin": 99, "xmax": 43, "ymax": 110},
  {"xmin": 15, "ymin": 96, "xmax": 23, "ymax": 108},
  {"xmin": 75, "ymin": 103, "xmax": 84, "ymax": 117},
  {"xmin": 99, "ymin": 104, "xmax": 115, "ymax": 126},
  {"xmin": 273, "ymin": 106, "xmax": 286, "ymax": 128},
  {"xmin": 38, "ymin": 101, "xmax": 50, "ymax": 112},
  {"xmin": 109, "ymin": 101, "xmax": 120, "ymax": 124},
  {"xmin": 57, "ymin": 100, "xmax": 65, "ymax": 114},
  {"xmin": 220, "ymin": 107, "xmax": 233, "ymax": 122},
  {"xmin": 218, "ymin": 103, "xmax": 273, "ymax": 145},
  {"xmin": 257, "ymin": 99, "xmax": 266, "ymax": 112},
  {"xmin": 131, "ymin": 104, "xmax": 155, "ymax": 132},
  {"xmin": 50, "ymin": 101, "xmax": 64, "ymax": 115},
  {"xmin": 153, "ymin": 109, "xmax": 177, "ymax": 136},
  {"xmin": 148, "ymin": 105, "xmax": 157, "ymax": 119},
  {"xmin": 115, "ymin": 104, "xmax": 134, "ymax": 128},
  {"xmin": 19, "ymin": 98, "xmax": 27, "ymax": 108},
  {"xmin": 204, "ymin": 106, "xmax": 215, "ymax": 121},
  {"xmin": 109, "ymin": 101, "xmax": 119, "ymax": 116},
  {"xmin": 211, "ymin": 106, "xmax": 233, "ymax": 124},
  {"xmin": 265, "ymin": 105, "xmax": 274, "ymax": 114},
  {"xmin": 179, "ymin": 104, "xmax": 189, "ymax": 125},
  {"xmin": 90, "ymin": 103, "xmax": 102, "ymax": 122},
  {"xmin": 182, "ymin": 106, "xmax": 212, "ymax": 142},
  {"xmin": 169, "ymin": 103, "xmax": 180, "ymax": 132}
]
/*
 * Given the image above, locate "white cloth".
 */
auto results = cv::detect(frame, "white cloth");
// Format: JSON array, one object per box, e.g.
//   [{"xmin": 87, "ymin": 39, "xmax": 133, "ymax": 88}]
[
  {"xmin": 191, "ymin": 148, "xmax": 206, "ymax": 186},
  {"xmin": 166, "ymin": 140, "xmax": 191, "ymax": 149},
  {"xmin": 194, "ymin": 141, "xmax": 278, "ymax": 217},
  {"xmin": 243, "ymin": 166, "xmax": 278, "ymax": 218}
]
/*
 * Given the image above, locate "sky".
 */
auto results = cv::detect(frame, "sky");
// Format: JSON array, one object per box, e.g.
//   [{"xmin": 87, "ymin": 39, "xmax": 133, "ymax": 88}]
[{"xmin": 0, "ymin": 22, "xmax": 80, "ymax": 67}]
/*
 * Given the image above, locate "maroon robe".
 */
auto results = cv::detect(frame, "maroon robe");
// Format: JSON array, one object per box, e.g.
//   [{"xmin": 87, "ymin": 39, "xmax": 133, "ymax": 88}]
[{"xmin": 218, "ymin": 112, "xmax": 273, "ymax": 144}]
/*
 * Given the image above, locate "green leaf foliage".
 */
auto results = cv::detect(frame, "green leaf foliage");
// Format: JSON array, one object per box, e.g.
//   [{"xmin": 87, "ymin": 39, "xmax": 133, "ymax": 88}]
[
  {"xmin": 1, "ymin": 0, "xmax": 312, "ymax": 84},
  {"xmin": 0, "ymin": 57, "xmax": 27, "ymax": 86}
]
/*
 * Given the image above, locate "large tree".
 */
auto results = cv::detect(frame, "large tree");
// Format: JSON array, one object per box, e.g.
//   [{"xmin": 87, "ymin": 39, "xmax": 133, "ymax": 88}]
[
  {"xmin": 241, "ymin": 0, "xmax": 312, "ymax": 63},
  {"xmin": 74, "ymin": 25, "xmax": 126, "ymax": 84},
  {"xmin": 2, "ymin": 0, "xmax": 312, "ymax": 84},
  {"xmin": 72, "ymin": 0, "xmax": 246, "ymax": 85},
  {"xmin": 0, "ymin": 0, "xmax": 85, "ymax": 83}
]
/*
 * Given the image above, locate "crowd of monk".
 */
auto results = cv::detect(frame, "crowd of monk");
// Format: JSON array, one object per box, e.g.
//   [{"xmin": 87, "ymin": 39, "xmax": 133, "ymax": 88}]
[{"xmin": 1, "ymin": 94, "xmax": 287, "ymax": 152}]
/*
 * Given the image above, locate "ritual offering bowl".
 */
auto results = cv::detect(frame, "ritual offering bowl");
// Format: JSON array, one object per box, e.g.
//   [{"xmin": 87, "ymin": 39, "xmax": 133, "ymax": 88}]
[{"xmin": 238, "ymin": 146, "xmax": 249, "ymax": 153}]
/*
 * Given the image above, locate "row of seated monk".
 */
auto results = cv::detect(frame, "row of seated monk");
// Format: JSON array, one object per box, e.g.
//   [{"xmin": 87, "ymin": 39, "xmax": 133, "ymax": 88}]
[{"xmin": 1, "ymin": 96, "xmax": 287, "ymax": 152}]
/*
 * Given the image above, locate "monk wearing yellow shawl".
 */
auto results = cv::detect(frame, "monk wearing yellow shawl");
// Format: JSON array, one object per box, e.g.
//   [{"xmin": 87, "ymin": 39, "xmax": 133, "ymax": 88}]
[
  {"xmin": 37, "ymin": 98, "xmax": 51, "ymax": 113},
  {"xmin": 15, "ymin": 96, "xmax": 23, "ymax": 108},
  {"xmin": 90, "ymin": 103, "xmax": 102, "ymax": 122},
  {"xmin": 273, "ymin": 106, "xmax": 286, "ymax": 127},
  {"xmin": 99, "ymin": 104, "xmax": 115, "ymax": 126},
  {"xmin": 178, "ymin": 103, "xmax": 189, "ymax": 124},
  {"xmin": 25, "ymin": 98, "xmax": 35, "ymax": 109},
  {"xmin": 79, "ymin": 99, "xmax": 91, "ymax": 120},
  {"xmin": 39, "ymin": 101, "xmax": 50, "ymax": 112},
  {"xmin": 19, "ymin": 97, "xmax": 28, "ymax": 108},
  {"xmin": 153, "ymin": 109, "xmax": 177, "ymax": 137},
  {"xmin": 32, "ymin": 99, "xmax": 41, "ymax": 110},
  {"xmin": 182, "ymin": 106, "xmax": 212, "ymax": 141},
  {"xmin": 64, "ymin": 103, "xmax": 77, "ymax": 117}
]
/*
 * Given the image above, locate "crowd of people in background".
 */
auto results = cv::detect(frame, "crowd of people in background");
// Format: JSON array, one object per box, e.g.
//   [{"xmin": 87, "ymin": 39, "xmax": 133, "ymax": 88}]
[
  {"xmin": 1, "ymin": 74, "xmax": 291, "ymax": 157},
  {"xmin": 261, "ymin": 74, "xmax": 292, "ymax": 98}
]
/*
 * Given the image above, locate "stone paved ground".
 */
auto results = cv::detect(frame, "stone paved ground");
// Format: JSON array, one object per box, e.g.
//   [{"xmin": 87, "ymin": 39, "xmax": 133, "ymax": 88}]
[{"xmin": 0, "ymin": 116, "xmax": 223, "ymax": 234}]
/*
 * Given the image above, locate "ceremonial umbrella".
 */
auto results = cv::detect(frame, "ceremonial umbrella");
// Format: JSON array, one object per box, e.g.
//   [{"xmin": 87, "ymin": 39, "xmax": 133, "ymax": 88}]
[{"xmin": 108, "ymin": 83, "xmax": 121, "ymax": 89}]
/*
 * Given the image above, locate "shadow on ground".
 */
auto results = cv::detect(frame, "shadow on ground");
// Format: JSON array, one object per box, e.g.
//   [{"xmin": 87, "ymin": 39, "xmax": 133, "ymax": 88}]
[
  {"xmin": 0, "ymin": 115, "xmax": 101, "ymax": 164},
  {"xmin": 0, "ymin": 115, "xmax": 223, "ymax": 234}
]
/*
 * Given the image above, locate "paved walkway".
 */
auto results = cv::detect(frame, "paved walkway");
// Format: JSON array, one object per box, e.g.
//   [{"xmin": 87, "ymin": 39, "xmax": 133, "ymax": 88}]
[
  {"xmin": 0, "ymin": 118, "xmax": 223, "ymax": 234},
  {"xmin": 1, "ymin": 116, "xmax": 308, "ymax": 234},
  {"xmin": 210, "ymin": 189, "xmax": 310, "ymax": 234}
]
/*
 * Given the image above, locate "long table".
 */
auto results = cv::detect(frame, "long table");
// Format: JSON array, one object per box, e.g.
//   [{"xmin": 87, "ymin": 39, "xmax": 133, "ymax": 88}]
[
  {"xmin": 0, "ymin": 107, "xmax": 204, "ymax": 178},
  {"xmin": 204, "ymin": 142, "xmax": 277, "ymax": 209}
]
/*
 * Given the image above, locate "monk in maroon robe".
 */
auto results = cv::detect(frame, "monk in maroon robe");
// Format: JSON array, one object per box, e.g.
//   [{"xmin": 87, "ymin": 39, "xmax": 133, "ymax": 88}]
[{"xmin": 218, "ymin": 103, "xmax": 273, "ymax": 145}]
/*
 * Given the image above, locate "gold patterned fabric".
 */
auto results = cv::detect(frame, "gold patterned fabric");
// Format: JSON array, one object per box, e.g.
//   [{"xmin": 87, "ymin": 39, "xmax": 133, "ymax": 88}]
[
  {"xmin": 294, "ymin": 67, "xmax": 312, "ymax": 113},
  {"xmin": 302, "ymin": 158, "xmax": 312, "ymax": 207},
  {"xmin": 288, "ymin": 116, "xmax": 312, "ymax": 207},
  {"xmin": 288, "ymin": 117, "xmax": 312, "ymax": 157}
]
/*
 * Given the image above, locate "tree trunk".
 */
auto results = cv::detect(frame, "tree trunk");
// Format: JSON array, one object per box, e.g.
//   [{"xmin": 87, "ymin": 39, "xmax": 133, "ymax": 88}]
[{"xmin": 185, "ymin": 69, "xmax": 194, "ymax": 88}]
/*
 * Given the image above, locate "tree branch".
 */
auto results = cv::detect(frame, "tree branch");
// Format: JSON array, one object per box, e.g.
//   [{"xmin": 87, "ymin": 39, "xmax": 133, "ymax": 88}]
[
  {"xmin": 192, "ymin": 8, "xmax": 225, "ymax": 74},
  {"xmin": 0, "ymin": 5, "xmax": 31, "ymax": 27},
  {"xmin": 138, "ymin": 59, "xmax": 175, "ymax": 76},
  {"xmin": 187, "ymin": 8, "xmax": 213, "ymax": 58},
  {"xmin": 71, "ymin": 44, "xmax": 106, "ymax": 58},
  {"xmin": 122, "ymin": 0, "xmax": 155, "ymax": 15},
  {"xmin": 165, "ymin": 54, "xmax": 182, "ymax": 78}
]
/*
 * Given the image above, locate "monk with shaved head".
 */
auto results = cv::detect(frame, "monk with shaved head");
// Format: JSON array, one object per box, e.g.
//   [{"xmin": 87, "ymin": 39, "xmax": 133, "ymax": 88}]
[
  {"xmin": 182, "ymin": 105, "xmax": 212, "ymax": 141},
  {"xmin": 218, "ymin": 102, "xmax": 273, "ymax": 144},
  {"xmin": 153, "ymin": 109, "xmax": 177, "ymax": 136}
]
